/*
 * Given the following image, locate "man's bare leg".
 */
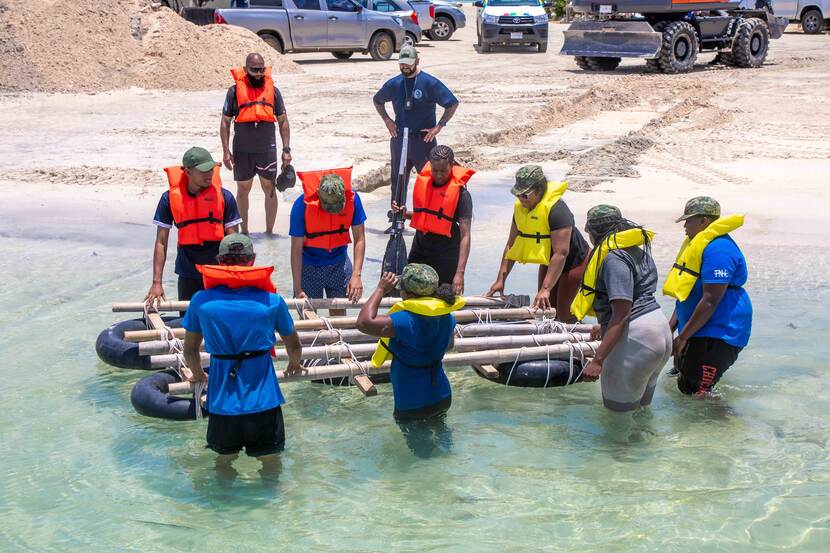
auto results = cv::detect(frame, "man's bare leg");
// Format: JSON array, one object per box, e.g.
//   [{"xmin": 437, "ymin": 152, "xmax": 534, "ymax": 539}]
[
  {"xmin": 236, "ymin": 178, "xmax": 255, "ymax": 234},
  {"xmin": 259, "ymin": 176, "xmax": 278, "ymax": 235},
  {"xmin": 215, "ymin": 453, "xmax": 239, "ymax": 481},
  {"xmin": 257, "ymin": 453, "xmax": 282, "ymax": 481}
]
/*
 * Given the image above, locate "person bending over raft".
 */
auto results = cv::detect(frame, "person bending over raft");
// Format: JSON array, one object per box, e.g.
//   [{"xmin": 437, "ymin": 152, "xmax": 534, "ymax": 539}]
[
  {"xmin": 146, "ymin": 147, "xmax": 242, "ymax": 308},
  {"xmin": 391, "ymin": 145, "xmax": 474, "ymax": 293},
  {"xmin": 357, "ymin": 264, "xmax": 464, "ymax": 457},
  {"xmin": 182, "ymin": 234, "xmax": 303, "ymax": 478},
  {"xmin": 663, "ymin": 196, "xmax": 752, "ymax": 396},
  {"xmin": 572, "ymin": 205, "xmax": 672, "ymax": 412},
  {"xmin": 486, "ymin": 165, "xmax": 590, "ymax": 319}
]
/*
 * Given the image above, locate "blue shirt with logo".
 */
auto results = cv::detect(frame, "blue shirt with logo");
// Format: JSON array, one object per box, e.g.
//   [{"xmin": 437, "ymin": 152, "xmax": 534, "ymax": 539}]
[
  {"xmin": 182, "ymin": 286, "xmax": 296, "ymax": 415},
  {"xmin": 387, "ymin": 311, "xmax": 454, "ymax": 412},
  {"xmin": 288, "ymin": 192, "xmax": 367, "ymax": 266},
  {"xmin": 372, "ymin": 71, "xmax": 458, "ymax": 132},
  {"xmin": 676, "ymin": 235, "xmax": 752, "ymax": 348}
]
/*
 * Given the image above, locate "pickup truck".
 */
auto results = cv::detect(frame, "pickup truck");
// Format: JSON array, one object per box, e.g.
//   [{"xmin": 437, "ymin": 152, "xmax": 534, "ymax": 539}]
[
  {"xmin": 473, "ymin": 0, "xmax": 551, "ymax": 53},
  {"xmin": 428, "ymin": 1, "xmax": 466, "ymax": 40},
  {"xmin": 214, "ymin": 0, "xmax": 407, "ymax": 60},
  {"xmin": 772, "ymin": 0, "xmax": 829, "ymax": 33},
  {"xmin": 407, "ymin": 0, "xmax": 436, "ymax": 32}
]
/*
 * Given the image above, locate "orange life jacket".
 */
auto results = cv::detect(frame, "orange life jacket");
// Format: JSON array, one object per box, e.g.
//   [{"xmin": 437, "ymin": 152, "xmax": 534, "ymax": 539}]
[
  {"xmin": 164, "ymin": 165, "xmax": 225, "ymax": 246},
  {"xmin": 298, "ymin": 167, "xmax": 356, "ymax": 251},
  {"xmin": 410, "ymin": 163, "xmax": 475, "ymax": 238},
  {"xmin": 197, "ymin": 264, "xmax": 277, "ymax": 294},
  {"xmin": 230, "ymin": 67, "xmax": 276, "ymax": 123}
]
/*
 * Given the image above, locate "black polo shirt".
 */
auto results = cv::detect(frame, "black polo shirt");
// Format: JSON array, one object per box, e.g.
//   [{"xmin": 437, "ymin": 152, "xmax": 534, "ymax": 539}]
[{"xmin": 223, "ymin": 85, "xmax": 287, "ymax": 154}]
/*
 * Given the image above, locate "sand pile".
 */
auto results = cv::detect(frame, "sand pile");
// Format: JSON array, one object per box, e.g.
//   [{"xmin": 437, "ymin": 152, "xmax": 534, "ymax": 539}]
[{"xmin": 0, "ymin": 0, "xmax": 301, "ymax": 93}]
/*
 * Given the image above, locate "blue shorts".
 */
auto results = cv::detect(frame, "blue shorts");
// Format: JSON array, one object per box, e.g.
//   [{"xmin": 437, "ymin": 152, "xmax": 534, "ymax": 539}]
[{"xmin": 301, "ymin": 256, "xmax": 353, "ymax": 298}]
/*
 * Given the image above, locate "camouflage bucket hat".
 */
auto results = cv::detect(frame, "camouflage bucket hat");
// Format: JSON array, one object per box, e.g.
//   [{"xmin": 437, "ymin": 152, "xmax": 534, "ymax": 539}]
[
  {"xmin": 511, "ymin": 164, "xmax": 547, "ymax": 196},
  {"xmin": 676, "ymin": 196, "xmax": 721, "ymax": 222},
  {"xmin": 218, "ymin": 233, "xmax": 254, "ymax": 257},
  {"xmin": 318, "ymin": 173, "xmax": 346, "ymax": 213},
  {"xmin": 399, "ymin": 263, "xmax": 439, "ymax": 297},
  {"xmin": 586, "ymin": 204, "xmax": 623, "ymax": 230}
]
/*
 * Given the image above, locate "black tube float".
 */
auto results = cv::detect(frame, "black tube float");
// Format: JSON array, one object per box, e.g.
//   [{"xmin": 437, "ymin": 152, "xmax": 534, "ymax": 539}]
[
  {"xmin": 131, "ymin": 369, "xmax": 207, "ymax": 420},
  {"xmin": 96, "ymin": 317, "xmax": 182, "ymax": 370},
  {"xmin": 486, "ymin": 358, "xmax": 586, "ymax": 387}
]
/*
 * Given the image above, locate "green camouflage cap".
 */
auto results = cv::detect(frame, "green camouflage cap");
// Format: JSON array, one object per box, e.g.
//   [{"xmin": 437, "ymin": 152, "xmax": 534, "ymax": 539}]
[
  {"xmin": 676, "ymin": 196, "xmax": 721, "ymax": 222},
  {"xmin": 182, "ymin": 146, "xmax": 216, "ymax": 172},
  {"xmin": 318, "ymin": 173, "xmax": 346, "ymax": 214},
  {"xmin": 586, "ymin": 204, "xmax": 622, "ymax": 227},
  {"xmin": 511, "ymin": 165, "xmax": 547, "ymax": 196},
  {"xmin": 218, "ymin": 233, "xmax": 254, "ymax": 257},
  {"xmin": 399, "ymin": 263, "xmax": 439, "ymax": 297},
  {"xmin": 398, "ymin": 45, "xmax": 418, "ymax": 65}
]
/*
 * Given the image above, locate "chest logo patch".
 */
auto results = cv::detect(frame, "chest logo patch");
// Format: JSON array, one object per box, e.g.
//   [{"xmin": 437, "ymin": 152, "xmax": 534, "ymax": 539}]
[{"xmin": 413, "ymin": 88, "xmax": 423, "ymax": 100}]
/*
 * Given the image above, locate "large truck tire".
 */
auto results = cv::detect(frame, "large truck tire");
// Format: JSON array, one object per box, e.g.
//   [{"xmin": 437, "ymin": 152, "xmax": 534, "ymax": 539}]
[
  {"xmin": 369, "ymin": 32, "xmax": 395, "ymax": 61},
  {"xmin": 574, "ymin": 56, "xmax": 621, "ymax": 70},
  {"xmin": 429, "ymin": 16, "xmax": 455, "ymax": 40},
  {"xmin": 537, "ymin": 41, "xmax": 548, "ymax": 53},
  {"xmin": 732, "ymin": 18, "xmax": 769, "ymax": 68},
  {"xmin": 258, "ymin": 32, "xmax": 284, "ymax": 54},
  {"xmin": 801, "ymin": 9, "xmax": 824, "ymax": 34},
  {"xmin": 658, "ymin": 21, "xmax": 698, "ymax": 73}
]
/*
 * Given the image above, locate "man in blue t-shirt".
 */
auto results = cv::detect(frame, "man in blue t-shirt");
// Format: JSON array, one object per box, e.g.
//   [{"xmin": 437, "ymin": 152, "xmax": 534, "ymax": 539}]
[
  {"xmin": 146, "ymin": 147, "xmax": 242, "ymax": 308},
  {"xmin": 289, "ymin": 173, "xmax": 367, "ymax": 316},
  {"xmin": 373, "ymin": 45, "xmax": 459, "ymax": 205},
  {"xmin": 669, "ymin": 196, "xmax": 753, "ymax": 396},
  {"xmin": 182, "ymin": 234, "xmax": 303, "ymax": 476}
]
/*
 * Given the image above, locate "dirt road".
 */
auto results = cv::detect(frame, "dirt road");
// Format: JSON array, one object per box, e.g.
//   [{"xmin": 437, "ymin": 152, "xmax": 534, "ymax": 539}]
[{"xmin": 0, "ymin": 13, "xmax": 828, "ymax": 245}]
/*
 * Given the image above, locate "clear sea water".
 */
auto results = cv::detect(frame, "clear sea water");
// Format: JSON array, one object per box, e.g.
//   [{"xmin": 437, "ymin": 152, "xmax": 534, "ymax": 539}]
[{"xmin": 1, "ymin": 172, "xmax": 828, "ymax": 552}]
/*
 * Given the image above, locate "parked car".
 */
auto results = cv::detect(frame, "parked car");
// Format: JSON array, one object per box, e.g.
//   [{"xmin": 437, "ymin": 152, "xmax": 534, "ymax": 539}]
[
  {"xmin": 408, "ymin": 0, "xmax": 436, "ymax": 32},
  {"xmin": 428, "ymin": 1, "xmax": 466, "ymax": 40},
  {"xmin": 772, "ymin": 0, "xmax": 829, "ymax": 33},
  {"xmin": 473, "ymin": 0, "xmax": 550, "ymax": 53},
  {"xmin": 356, "ymin": 0, "xmax": 423, "ymax": 46},
  {"xmin": 214, "ymin": 0, "xmax": 407, "ymax": 60}
]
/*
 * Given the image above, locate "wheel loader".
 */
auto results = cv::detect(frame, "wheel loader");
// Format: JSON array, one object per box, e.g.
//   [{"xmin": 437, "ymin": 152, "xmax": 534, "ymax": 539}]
[{"xmin": 560, "ymin": 0, "xmax": 788, "ymax": 73}]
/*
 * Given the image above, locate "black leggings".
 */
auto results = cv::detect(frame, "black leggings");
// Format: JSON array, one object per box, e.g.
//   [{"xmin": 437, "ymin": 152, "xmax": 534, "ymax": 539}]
[
  {"xmin": 394, "ymin": 396, "xmax": 453, "ymax": 459},
  {"xmin": 676, "ymin": 337, "xmax": 742, "ymax": 395}
]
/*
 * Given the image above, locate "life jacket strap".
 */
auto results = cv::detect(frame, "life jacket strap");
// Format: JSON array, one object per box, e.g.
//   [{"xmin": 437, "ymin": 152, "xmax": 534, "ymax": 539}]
[
  {"xmin": 306, "ymin": 225, "xmax": 348, "ymax": 240},
  {"xmin": 413, "ymin": 206, "xmax": 453, "ymax": 221},
  {"xmin": 212, "ymin": 349, "xmax": 271, "ymax": 378},
  {"xmin": 672, "ymin": 262, "xmax": 700, "ymax": 278},
  {"xmin": 516, "ymin": 230, "xmax": 550, "ymax": 244},
  {"xmin": 238, "ymin": 100, "xmax": 274, "ymax": 110},
  {"xmin": 175, "ymin": 211, "xmax": 222, "ymax": 229}
]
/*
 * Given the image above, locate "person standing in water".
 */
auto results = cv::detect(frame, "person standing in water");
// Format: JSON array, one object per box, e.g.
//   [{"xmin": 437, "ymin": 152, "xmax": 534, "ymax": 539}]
[
  {"xmin": 357, "ymin": 264, "xmax": 464, "ymax": 457},
  {"xmin": 572, "ymin": 205, "xmax": 672, "ymax": 411}
]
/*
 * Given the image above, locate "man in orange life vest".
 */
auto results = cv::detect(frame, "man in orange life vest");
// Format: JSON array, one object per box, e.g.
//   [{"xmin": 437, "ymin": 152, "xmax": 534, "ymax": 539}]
[
  {"xmin": 391, "ymin": 146, "xmax": 473, "ymax": 294},
  {"xmin": 289, "ymin": 170, "xmax": 366, "ymax": 316},
  {"xmin": 145, "ymin": 147, "xmax": 242, "ymax": 307},
  {"xmin": 182, "ymin": 234, "xmax": 303, "ymax": 477},
  {"xmin": 220, "ymin": 52, "xmax": 291, "ymax": 235}
]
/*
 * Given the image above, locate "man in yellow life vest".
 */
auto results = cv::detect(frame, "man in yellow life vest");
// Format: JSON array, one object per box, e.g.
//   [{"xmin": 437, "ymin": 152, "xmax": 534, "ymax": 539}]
[
  {"xmin": 664, "ymin": 196, "xmax": 752, "ymax": 396},
  {"xmin": 220, "ymin": 53, "xmax": 292, "ymax": 235},
  {"xmin": 486, "ymin": 165, "xmax": 590, "ymax": 318},
  {"xmin": 391, "ymin": 146, "xmax": 474, "ymax": 294},
  {"xmin": 145, "ymin": 147, "xmax": 241, "ymax": 309}
]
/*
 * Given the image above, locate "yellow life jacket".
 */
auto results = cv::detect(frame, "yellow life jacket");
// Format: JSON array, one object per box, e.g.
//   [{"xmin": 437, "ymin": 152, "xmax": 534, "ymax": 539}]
[
  {"xmin": 662, "ymin": 214, "xmax": 744, "ymax": 302},
  {"xmin": 506, "ymin": 181, "xmax": 568, "ymax": 265},
  {"xmin": 570, "ymin": 228, "xmax": 656, "ymax": 321},
  {"xmin": 370, "ymin": 297, "xmax": 466, "ymax": 368}
]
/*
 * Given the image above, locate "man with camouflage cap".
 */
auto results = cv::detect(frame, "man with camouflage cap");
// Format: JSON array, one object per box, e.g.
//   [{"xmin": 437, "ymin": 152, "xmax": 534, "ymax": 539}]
[
  {"xmin": 357, "ymin": 264, "xmax": 464, "ymax": 457},
  {"xmin": 373, "ymin": 45, "xmax": 459, "ymax": 205},
  {"xmin": 182, "ymin": 233, "xmax": 303, "ymax": 478},
  {"xmin": 290, "ymin": 169, "xmax": 366, "ymax": 315},
  {"xmin": 146, "ymin": 147, "xmax": 242, "ymax": 310},
  {"xmin": 663, "ymin": 196, "xmax": 752, "ymax": 396},
  {"xmin": 486, "ymin": 164, "xmax": 590, "ymax": 318}
]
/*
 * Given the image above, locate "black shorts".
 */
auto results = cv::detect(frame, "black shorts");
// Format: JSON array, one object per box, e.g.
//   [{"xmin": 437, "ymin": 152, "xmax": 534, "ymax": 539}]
[
  {"xmin": 407, "ymin": 247, "xmax": 458, "ymax": 286},
  {"xmin": 233, "ymin": 150, "xmax": 278, "ymax": 182},
  {"xmin": 676, "ymin": 337, "xmax": 742, "ymax": 395},
  {"xmin": 206, "ymin": 405, "xmax": 285, "ymax": 457}
]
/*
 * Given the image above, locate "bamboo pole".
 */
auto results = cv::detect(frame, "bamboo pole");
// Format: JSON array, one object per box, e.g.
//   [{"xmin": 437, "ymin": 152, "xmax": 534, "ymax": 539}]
[
  {"xmin": 458, "ymin": 322, "xmax": 595, "ymax": 337},
  {"xmin": 124, "ymin": 307, "xmax": 554, "ymax": 343},
  {"xmin": 113, "ymin": 295, "xmax": 530, "ymax": 313},
  {"xmin": 168, "ymin": 341, "xmax": 600, "ymax": 394}
]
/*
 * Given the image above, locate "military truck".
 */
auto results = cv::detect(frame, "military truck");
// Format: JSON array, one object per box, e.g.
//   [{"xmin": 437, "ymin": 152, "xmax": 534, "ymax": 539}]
[{"xmin": 560, "ymin": 0, "xmax": 788, "ymax": 73}]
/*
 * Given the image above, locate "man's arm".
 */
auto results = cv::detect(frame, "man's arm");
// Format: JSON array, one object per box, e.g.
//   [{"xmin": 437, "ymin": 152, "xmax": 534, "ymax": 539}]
[
  {"xmin": 347, "ymin": 224, "xmax": 366, "ymax": 303},
  {"xmin": 280, "ymin": 329, "xmax": 304, "ymax": 376},
  {"xmin": 453, "ymin": 218, "xmax": 471, "ymax": 296},
  {"xmin": 183, "ymin": 330, "xmax": 207, "ymax": 382},
  {"xmin": 582, "ymin": 299, "xmax": 632, "ymax": 381},
  {"xmin": 145, "ymin": 226, "xmax": 170, "ymax": 307},
  {"xmin": 290, "ymin": 236, "xmax": 307, "ymax": 299},
  {"xmin": 533, "ymin": 226, "xmax": 571, "ymax": 310},
  {"xmin": 374, "ymin": 101, "xmax": 398, "ymax": 138},
  {"xmin": 673, "ymin": 283, "xmax": 728, "ymax": 356},
  {"xmin": 423, "ymin": 102, "xmax": 458, "ymax": 143},
  {"xmin": 220, "ymin": 115, "xmax": 234, "ymax": 170},
  {"xmin": 357, "ymin": 273, "xmax": 399, "ymax": 337},
  {"xmin": 277, "ymin": 114, "xmax": 291, "ymax": 166}
]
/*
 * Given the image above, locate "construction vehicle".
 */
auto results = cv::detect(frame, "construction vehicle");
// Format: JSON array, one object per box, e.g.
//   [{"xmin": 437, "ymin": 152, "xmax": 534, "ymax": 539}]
[{"xmin": 560, "ymin": 0, "xmax": 788, "ymax": 73}]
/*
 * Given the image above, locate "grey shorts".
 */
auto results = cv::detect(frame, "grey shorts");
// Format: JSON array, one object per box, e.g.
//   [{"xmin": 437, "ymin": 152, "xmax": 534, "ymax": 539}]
[
  {"xmin": 600, "ymin": 308, "xmax": 672, "ymax": 411},
  {"xmin": 301, "ymin": 256, "xmax": 353, "ymax": 298}
]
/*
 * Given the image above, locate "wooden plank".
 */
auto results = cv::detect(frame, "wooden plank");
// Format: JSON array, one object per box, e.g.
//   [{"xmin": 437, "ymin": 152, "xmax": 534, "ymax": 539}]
[
  {"xmin": 145, "ymin": 311, "xmax": 193, "ymax": 380},
  {"xmin": 303, "ymin": 309, "xmax": 320, "ymax": 320},
  {"xmin": 472, "ymin": 364, "xmax": 500, "ymax": 379}
]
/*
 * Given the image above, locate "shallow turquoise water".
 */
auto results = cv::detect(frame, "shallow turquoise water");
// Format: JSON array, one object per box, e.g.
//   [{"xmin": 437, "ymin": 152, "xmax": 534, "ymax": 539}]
[{"xmin": 1, "ymin": 175, "xmax": 829, "ymax": 552}]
